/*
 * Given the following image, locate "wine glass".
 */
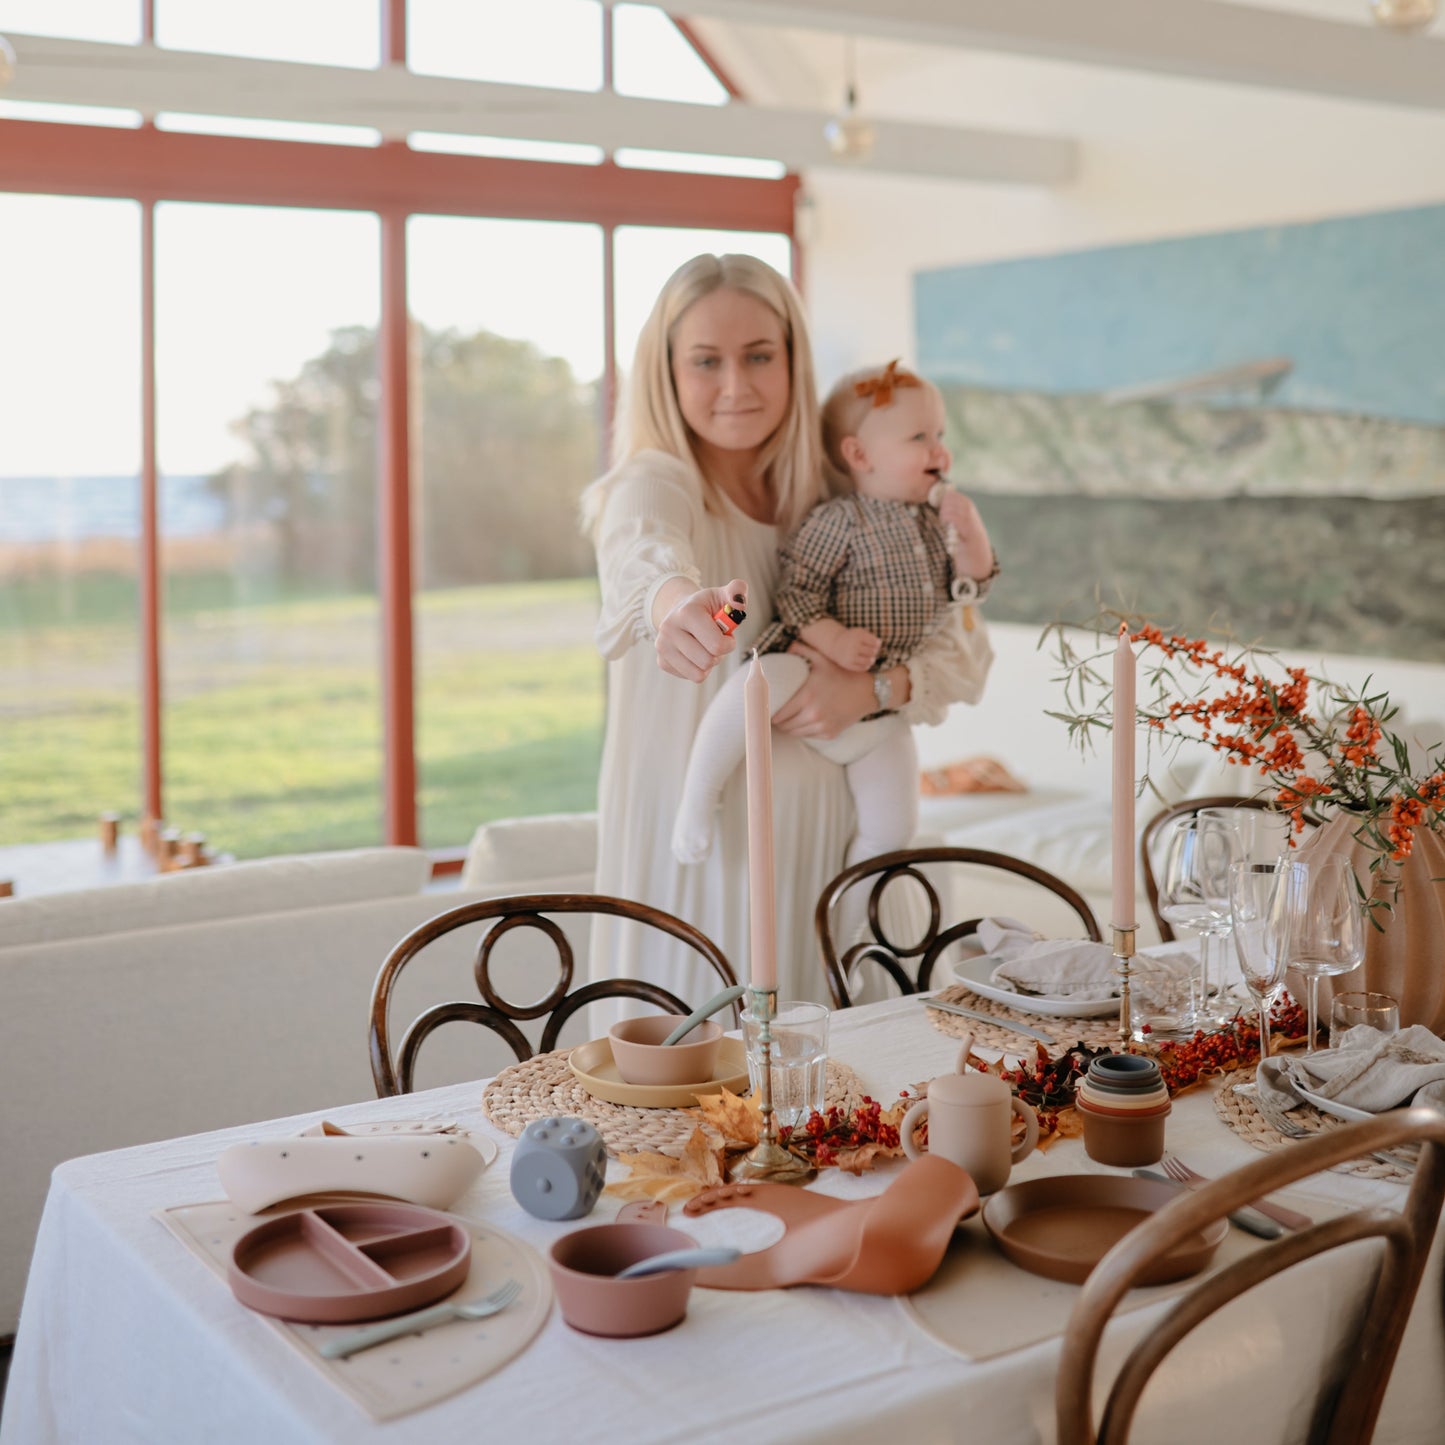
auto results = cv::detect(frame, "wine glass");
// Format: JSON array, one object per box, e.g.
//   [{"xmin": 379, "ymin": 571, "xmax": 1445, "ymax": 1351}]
[
  {"xmin": 1228, "ymin": 859, "xmax": 1291, "ymax": 1063},
  {"xmin": 1197, "ymin": 805, "xmax": 1289, "ymax": 1002},
  {"xmin": 1157, "ymin": 816, "xmax": 1236, "ymax": 1027},
  {"xmin": 1274, "ymin": 855, "xmax": 1365, "ymax": 1054}
]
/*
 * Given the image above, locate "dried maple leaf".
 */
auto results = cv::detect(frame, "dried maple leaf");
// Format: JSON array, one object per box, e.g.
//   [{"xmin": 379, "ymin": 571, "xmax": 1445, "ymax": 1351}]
[
  {"xmin": 602, "ymin": 1127, "xmax": 725, "ymax": 1204},
  {"xmin": 694, "ymin": 1086, "xmax": 761, "ymax": 1148},
  {"xmin": 829, "ymin": 1142, "xmax": 888, "ymax": 1175}
]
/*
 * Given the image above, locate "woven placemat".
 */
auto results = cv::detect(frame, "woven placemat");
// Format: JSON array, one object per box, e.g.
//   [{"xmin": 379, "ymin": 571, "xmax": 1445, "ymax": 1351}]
[
  {"xmin": 926, "ymin": 983, "xmax": 1125, "ymax": 1055},
  {"xmin": 483, "ymin": 1048, "xmax": 867, "ymax": 1159},
  {"xmin": 1213, "ymin": 1070, "xmax": 1415, "ymax": 1183}
]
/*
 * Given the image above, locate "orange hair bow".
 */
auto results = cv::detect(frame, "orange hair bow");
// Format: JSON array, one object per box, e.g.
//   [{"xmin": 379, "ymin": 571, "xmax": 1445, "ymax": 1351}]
[{"xmin": 854, "ymin": 359, "xmax": 921, "ymax": 409}]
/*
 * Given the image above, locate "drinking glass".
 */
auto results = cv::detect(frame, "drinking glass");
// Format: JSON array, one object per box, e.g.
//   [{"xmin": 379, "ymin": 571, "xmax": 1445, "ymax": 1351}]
[
  {"xmin": 1329, "ymin": 991, "xmax": 1400, "ymax": 1048},
  {"xmin": 1228, "ymin": 859, "xmax": 1291, "ymax": 1062},
  {"xmin": 1275, "ymin": 856, "xmax": 1365, "ymax": 1054},
  {"xmin": 741, "ymin": 1000, "xmax": 829, "ymax": 1131},
  {"xmin": 1157, "ymin": 817, "xmax": 1235, "ymax": 1027}
]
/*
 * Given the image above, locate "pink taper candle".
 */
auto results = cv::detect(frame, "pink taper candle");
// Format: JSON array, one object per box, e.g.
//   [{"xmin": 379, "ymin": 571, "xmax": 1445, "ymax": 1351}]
[
  {"xmin": 1112, "ymin": 625, "xmax": 1137, "ymax": 928},
  {"xmin": 743, "ymin": 650, "xmax": 778, "ymax": 991}
]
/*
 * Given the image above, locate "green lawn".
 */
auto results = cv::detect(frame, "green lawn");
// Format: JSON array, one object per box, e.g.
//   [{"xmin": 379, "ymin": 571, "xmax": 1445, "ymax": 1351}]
[{"xmin": 0, "ymin": 575, "xmax": 604, "ymax": 856}]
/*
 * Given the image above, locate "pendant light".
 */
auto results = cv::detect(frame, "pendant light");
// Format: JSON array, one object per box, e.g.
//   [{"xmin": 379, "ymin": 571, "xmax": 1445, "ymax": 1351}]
[{"xmin": 824, "ymin": 36, "xmax": 875, "ymax": 162}]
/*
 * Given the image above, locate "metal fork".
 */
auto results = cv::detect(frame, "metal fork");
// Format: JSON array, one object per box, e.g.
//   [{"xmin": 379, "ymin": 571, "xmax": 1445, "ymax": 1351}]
[
  {"xmin": 1247, "ymin": 1092, "xmax": 1415, "ymax": 1172},
  {"xmin": 320, "ymin": 1278, "xmax": 522, "ymax": 1360},
  {"xmin": 1159, "ymin": 1154, "xmax": 1313, "ymax": 1230}
]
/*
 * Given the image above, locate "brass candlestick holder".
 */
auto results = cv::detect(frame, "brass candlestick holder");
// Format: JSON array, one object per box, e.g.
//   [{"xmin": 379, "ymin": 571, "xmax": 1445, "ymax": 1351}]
[
  {"xmin": 730, "ymin": 986, "xmax": 814, "ymax": 1185},
  {"xmin": 1113, "ymin": 923, "xmax": 1137, "ymax": 1045}
]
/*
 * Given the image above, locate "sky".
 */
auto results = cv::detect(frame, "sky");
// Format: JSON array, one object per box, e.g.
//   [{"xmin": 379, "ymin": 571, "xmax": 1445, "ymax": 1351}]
[{"xmin": 0, "ymin": 1, "xmax": 792, "ymax": 476}]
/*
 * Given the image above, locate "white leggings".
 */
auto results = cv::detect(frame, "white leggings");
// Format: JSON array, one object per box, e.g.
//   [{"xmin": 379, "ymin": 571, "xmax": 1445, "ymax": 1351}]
[{"xmin": 672, "ymin": 652, "xmax": 919, "ymax": 871}]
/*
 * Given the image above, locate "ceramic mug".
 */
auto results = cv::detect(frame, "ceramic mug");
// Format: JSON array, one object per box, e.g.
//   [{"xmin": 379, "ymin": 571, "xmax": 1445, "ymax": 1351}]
[{"xmin": 901, "ymin": 1049, "xmax": 1039, "ymax": 1195}]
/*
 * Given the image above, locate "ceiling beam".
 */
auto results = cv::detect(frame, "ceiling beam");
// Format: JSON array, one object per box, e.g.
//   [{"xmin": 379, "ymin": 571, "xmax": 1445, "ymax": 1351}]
[
  {"xmin": 658, "ymin": 0, "xmax": 1445, "ymax": 112},
  {"xmin": 1, "ymin": 35, "xmax": 1078, "ymax": 187}
]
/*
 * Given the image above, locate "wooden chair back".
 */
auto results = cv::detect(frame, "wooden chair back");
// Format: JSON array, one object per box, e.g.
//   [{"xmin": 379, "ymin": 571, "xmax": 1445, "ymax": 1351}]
[
  {"xmin": 815, "ymin": 845, "xmax": 1102, "ymax": 1010},
  {"xmin": 369, "ymin": 892, "xmax": 738, "ymax": 1096},
  {"xmin": 1140, "ymin": 794, "xmax": 1288, "ymax": 942},
  {"xmin": 1057, "ymin": 1107, "xmax": 1445, "ymax": 1445}
]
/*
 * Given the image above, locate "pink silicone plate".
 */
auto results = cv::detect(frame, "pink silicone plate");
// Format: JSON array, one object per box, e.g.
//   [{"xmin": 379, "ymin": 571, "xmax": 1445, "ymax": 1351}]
[{"xmin": 227, "ymin": 1202, "xmax": 471, "ymax": 1323}]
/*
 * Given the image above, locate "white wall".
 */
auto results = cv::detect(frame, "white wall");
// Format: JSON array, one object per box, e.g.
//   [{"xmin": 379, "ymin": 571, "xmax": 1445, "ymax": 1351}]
[{"xmin": 794, "ymin": 42, "xmax": 1445, "ymax": 385}]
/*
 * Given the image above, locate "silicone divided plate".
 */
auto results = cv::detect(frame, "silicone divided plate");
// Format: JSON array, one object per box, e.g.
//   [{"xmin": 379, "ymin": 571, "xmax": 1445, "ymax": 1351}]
[
  {"xmin": 982, "ymin": 1174, "xmax": 1227, "ymax": 1285},
  {"xmin": 568, "ymin": 1036, "xmax": 751, "ymax": 1108},
  {"xmin": 949, "ymin": 953, "xmax": 1119, "ymax": 1019},
  {"xmin": 228, "ymin": 1202, "xmax": 471, "ymax": 1323}
]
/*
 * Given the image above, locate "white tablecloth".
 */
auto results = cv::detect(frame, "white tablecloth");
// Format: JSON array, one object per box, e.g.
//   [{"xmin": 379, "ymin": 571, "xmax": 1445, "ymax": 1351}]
[{"xmin": 2, "ymin": 996, "xmax": 1441, "ymax": 1445}]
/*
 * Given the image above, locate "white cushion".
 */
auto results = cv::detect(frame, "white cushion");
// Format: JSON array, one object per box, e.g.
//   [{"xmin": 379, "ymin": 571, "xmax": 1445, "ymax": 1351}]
[
  {"xmin": 461, "ymin": 812, "xmax": 598, "ymax": 890},
  {"xmin": 0, "ymin": 847, "xmax": 432, "ymax": 949}
]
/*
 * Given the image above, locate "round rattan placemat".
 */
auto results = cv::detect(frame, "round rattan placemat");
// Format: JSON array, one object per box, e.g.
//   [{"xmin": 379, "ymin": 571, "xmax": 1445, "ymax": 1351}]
[
  {"xmin": 1213, "ymin": 1070, "xmax": 1415, "ymax": 1183},
  {"xmin": 483, "ymin": 1048, "xmax": 867, "ymax": 1159},
  {"xmin": 926, "ymin": 983, "xmax": 1125, "ymax": 1056}
]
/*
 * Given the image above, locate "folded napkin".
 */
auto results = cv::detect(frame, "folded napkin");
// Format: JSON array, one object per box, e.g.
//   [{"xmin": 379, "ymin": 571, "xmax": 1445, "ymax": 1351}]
[
  {"xmin": 980, "ymin": 917, "xmax": 1120, "ymax": 1002},
  {"xmin": 1257, "ymin": 1024, "xmax": 1445, "ymax": 1118}
]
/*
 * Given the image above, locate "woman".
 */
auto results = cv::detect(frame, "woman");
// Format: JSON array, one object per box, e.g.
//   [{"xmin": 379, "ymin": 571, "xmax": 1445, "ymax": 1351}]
[{"xmin": 583, "ymin": 253, "xmax": 982, "ymax": 1008}]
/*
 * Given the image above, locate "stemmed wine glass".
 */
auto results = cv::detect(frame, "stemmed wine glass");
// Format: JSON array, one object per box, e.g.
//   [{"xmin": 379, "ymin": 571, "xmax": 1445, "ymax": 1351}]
[
  {"xmin": 1228, "ymin": 859, "xmax": 1291, "ymax": 1063},
  {"xmin": 1196, "ymin": 805, "xmax": 1289, "ymax": 1002},
  {"xmin": 1157, "ymin": 816, "xmax": 1236, "ymax": 1027},
  {"xmin": 1273, "ymin": 854, "xmax": 1365, "ymax": 1054}
]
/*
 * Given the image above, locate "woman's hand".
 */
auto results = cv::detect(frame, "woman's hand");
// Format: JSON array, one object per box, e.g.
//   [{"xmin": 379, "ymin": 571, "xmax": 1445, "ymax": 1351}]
[
  {"xmin": 654, "ymin": 579, "xmax": 748, "ymax": 682},
  {"xmin": 772, "ymin": 642, "xmax": 879, "ymax": 740}
]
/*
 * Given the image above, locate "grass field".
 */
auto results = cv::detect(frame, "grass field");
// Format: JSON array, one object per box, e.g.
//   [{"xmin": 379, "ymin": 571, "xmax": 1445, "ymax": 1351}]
[{"xmin": 0, "ymin": 574, "xmax": 604, "ymax": 856}]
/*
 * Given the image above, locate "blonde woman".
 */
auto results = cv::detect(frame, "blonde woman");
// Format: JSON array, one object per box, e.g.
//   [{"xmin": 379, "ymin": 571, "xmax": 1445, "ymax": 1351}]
[{"xmin": 583, "ymin": 253, "xmax": 987, "ymax": 1008}]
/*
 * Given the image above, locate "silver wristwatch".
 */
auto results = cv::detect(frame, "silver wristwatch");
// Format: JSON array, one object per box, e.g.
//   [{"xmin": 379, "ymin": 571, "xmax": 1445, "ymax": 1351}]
[{"xmin": 872, "ymin": 670, "xmax": 894, "ymax": 713}]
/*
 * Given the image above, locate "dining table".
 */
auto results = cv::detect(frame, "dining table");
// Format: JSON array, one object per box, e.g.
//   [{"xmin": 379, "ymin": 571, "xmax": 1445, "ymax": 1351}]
[{"xmin": 2, "ymin": 992, "xmax": 1441, "ymax": 1445}]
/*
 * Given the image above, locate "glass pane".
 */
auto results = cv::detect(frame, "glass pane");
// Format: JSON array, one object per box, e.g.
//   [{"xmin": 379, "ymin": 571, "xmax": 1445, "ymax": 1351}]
[
  {"xmin": 408, "ymin": 132, "xmax": 604, "ymax": 166},
  {"xmin": 407, "ymin": 216, "xmax": 605, "ymax": 848},
  {"xmin": 614, "ymin": 148, "xmax": 785, "ymax": 179},
  {"xmin": 154, "ymin": 113, "xmax": 380, "ymax": 146},
  {"xmin": 613, "ymin": 225, "xmax": 794, "ymax": 378},
  {"xmin": 408, "ymin": 0, "xmax": 601, "ymax": 90},
  {"xmin": 613, "ymin": 4, "xmax": 728, "ymax": 104},
  {"xmin": 154, "ymin": 0, "xmax": 379, "ymax": 67},
  {"xmin": 0, "ymin": 0, "xmax": 138, "ymax": 43},
  {"xmin": 0, "ymin": 99, "xmax": 141, "ymax": 126},
  {"xmin": 0, "ymin": 195, "xmax": 141, "ymax": 850},
  {"xmin": 155, "ymin": 203, "xmax": 381, "ymax": 859}
]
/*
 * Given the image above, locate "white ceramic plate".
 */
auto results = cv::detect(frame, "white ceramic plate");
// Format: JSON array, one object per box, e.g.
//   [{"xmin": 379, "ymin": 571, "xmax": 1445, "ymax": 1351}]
[
  {"xmin": 1291, "ymin": 1081, "xmax": 1375, "ymax": 1123},
  {"xmin": 948, "ymin": 953, "xmax": 1119, "ymax": 1019}
]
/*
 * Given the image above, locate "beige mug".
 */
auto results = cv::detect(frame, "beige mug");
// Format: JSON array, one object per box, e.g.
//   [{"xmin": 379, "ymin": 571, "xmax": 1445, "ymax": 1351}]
[{"xmin": 901, "ymin": 1044, "xmax": 1038, "ymax": 1195}]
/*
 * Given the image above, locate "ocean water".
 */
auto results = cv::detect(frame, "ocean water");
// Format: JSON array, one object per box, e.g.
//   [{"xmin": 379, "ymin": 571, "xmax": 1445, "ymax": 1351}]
[{"xmin": 0, "ymin": 475, "xmax": 224, "ymax": 542}]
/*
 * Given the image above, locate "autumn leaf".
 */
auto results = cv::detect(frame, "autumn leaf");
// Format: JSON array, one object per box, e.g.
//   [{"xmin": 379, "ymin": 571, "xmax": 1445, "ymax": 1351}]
[
  {"xmin": 695, "ymin": 1086, "xmax": 761, "ymax": 1148},
  {"xmin": 603, "ymin": 1127, "xmax": 726, "ymax": 1204},
  {"xmin": 829, "ymin": 1143, "xmax": 888, "ymax": 1175}
]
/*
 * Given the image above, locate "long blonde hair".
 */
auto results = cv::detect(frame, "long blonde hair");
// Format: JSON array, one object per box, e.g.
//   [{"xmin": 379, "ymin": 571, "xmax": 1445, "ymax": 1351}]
[{"xmin": 586, "ymin": 253, "xmax": 825, "ymax": 536}]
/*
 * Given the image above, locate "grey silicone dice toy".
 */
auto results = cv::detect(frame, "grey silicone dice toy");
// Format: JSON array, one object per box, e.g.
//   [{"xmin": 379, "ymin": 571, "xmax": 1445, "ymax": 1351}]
[{"xmin": 510, "ymin": 1116, "xmax": 607, "ymax": 1221}]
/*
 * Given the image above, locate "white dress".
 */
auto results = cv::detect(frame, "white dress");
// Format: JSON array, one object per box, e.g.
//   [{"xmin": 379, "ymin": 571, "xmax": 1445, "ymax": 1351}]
[
  {"xmin": 588, "ymin": 449, "xmax": 855, "ymax": 1011},
  {"xmin": 587, "ymin": 449, "xmax": 994, "ymax": 1015}
]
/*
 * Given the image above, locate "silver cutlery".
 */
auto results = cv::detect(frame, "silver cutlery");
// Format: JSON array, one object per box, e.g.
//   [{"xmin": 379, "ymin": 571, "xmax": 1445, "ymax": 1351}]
[
  {"xmin": 1160, "ymin": 1154, "xmax": 1312, "ymax": 1230},
  {"xmin": 1250, "ymin": 1086, "xmax": 1415, "ymax": 1170},
  {"xmin": 919, "ymin": 996, "xmax": 1054, "ymax": 1044},
  {"xmin": 319, "ymin": 1278, "xmax": 522, "ymax": 1359},
  {"xmin": 1132, "ymin": 1168, "xmax": 1284, "ymax": 1239}
]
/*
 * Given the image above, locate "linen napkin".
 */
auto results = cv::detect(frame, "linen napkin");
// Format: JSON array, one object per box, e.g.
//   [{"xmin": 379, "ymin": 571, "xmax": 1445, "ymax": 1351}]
[
  {"xmin": 978, "ymin": 917, "xmax": 1120, "ymax": 1002},
  {"xmin": 1257, "ymin": 1024, "xmax": 1445, "ymax": 1118}
]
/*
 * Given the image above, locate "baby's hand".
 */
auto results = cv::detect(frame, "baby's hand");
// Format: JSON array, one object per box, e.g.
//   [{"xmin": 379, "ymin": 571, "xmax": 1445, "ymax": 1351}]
[
  {"xmin": 936, "ymin": 489, "xmax": 981, "ymax": 536},
  {"xmin": 827, "ymin": 627, "xmax": 882, "ymax": 672}
]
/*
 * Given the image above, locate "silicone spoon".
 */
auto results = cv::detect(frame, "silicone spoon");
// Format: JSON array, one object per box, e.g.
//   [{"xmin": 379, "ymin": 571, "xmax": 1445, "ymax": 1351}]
[
  {"xmin": 615, "ymin": 1246, "xmax": 741, "ymax": 1279},
  {"xmin": 661, "ymin": 984, "xmax": 747, "ymax": 1046}
]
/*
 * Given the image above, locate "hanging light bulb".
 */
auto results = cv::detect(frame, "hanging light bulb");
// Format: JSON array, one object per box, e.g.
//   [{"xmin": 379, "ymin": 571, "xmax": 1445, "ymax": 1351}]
[
  {"xmin": 824, "ymin": 37, "xmax": 875, "ymax": 162},
  {"xmin": 1369, "ymin": 0, "xmax": 1437, "ymax": 30},
  {"xmin": 0, "ymin": 35, "xmax": 16, "ymax": 89}
]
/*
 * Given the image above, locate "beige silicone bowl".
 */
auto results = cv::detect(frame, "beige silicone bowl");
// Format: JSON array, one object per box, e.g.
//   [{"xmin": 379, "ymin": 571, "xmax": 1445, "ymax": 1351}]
[
  {"xmin": 548, "ymin": 1223, "xmax": 699, "ymax": 1337},
  {"xmin": 607, "ymin": 1016, "xmax": 723, "ymax": 1086}
]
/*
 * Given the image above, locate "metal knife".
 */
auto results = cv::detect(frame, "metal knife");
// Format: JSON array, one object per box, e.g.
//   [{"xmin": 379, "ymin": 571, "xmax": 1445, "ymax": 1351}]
[
  {"xmin": 1132, "ymin": 1167, "xmax": 1284, "ymax": 1240},
  {"xmin": 920, "ymin": 996, "xmax": 1054, "ymax": 1044}
]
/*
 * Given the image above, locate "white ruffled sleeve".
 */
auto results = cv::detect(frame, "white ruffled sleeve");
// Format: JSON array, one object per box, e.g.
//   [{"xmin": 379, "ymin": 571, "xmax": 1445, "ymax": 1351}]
[
  {"xmin": 899, "ymin": 603, "xmax": 997, "ymax": 726},
  {"xmin": 590, "ymin": 452, "xmax": 706, "ymax": 661}
]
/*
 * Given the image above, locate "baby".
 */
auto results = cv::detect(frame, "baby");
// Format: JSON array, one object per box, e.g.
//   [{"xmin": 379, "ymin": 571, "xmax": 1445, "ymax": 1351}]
[{"xmin": 672, "ymin": 359, "xmax": 996, "ymax": 868}]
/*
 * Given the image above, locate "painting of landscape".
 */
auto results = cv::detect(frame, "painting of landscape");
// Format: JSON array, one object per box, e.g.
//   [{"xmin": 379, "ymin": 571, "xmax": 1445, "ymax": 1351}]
[{"xmin": 915, "ymin": 202, "xmax": 1445, "ymax": 661}]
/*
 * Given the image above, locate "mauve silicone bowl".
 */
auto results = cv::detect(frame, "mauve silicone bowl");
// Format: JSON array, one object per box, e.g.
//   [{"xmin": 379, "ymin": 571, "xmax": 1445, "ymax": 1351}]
[
  {"xmin": 548, "ymin": 1223, "xmax": 699, "ymax": 1337},
  {"xmin": 607, "ymin": 1016, "xmax": 723, "ymax": 1086}
]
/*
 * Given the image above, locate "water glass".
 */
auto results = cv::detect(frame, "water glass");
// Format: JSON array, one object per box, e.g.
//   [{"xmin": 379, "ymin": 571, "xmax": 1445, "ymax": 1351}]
[
  {"xmin": 1276, "ymin": 855, "xmax": 1365, "ymax": 1054},
  {"xmin": 1229, "ymin": 859, "xmax": 1290, "ymax": 1062},
  {"xmin": 1329, "ymin": 991, "xmax": 1400, "ymax": 1048},
  {"xmin": 741, "ymin": 999, "xmax": 828, "ymax": 1131}
]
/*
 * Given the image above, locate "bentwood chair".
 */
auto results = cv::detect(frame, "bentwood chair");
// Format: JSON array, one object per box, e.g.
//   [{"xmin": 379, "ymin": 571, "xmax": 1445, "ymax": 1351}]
[
  {"xmin": 815, "ymin": 846, "xmax": 1102, "ymax": 1011},
  {"xmin": 1057, "ymin": 1107, "xmax": 1445, "ymax": 1445},
  {"xmin": 1140, "ymin": 795, "xmax": 1293, "ymax": 942},
  {"xmin": 369, "ymin": 893, "xmax": 738, "ymax": 1097}
]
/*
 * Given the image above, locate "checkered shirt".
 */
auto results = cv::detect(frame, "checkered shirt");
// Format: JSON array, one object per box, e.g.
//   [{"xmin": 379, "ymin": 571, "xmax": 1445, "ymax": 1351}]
[{"xmin": 755, "ymin": 493, "xmax": 975, "ymax": 668}]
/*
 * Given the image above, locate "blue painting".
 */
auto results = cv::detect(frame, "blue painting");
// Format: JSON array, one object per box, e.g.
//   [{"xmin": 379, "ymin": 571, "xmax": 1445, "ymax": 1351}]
[{"xmin": 914, "ymin": 203, "xmax": 1445, "ymax": 661}]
